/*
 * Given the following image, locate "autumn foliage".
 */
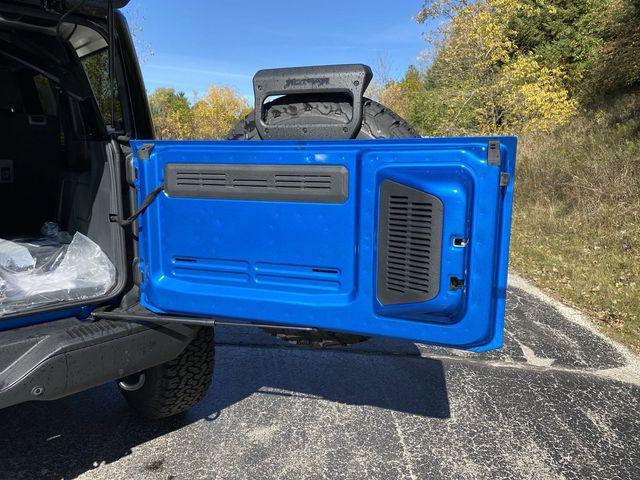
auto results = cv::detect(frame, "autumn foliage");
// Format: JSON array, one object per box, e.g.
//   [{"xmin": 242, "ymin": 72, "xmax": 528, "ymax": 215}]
[
  {"xmin": 148, "ymin": 85, "xmax": 250, "ymax": 139},
  {"xmin": 380, "ymin": 0, "xmax": 639, "ymax": 135},
  {"xmin": 142, "ymin": 0, "xmax": 640, "ymax": 346},
  {"xmin": 387, "ymin": 0, "xmax": 639, "ymax": 346}
]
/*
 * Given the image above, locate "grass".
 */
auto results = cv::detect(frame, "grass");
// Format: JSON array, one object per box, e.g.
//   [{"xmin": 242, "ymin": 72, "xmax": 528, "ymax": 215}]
[{"xmin": 510, "ymin": 93, "xmax": 640, "ymax": 350}]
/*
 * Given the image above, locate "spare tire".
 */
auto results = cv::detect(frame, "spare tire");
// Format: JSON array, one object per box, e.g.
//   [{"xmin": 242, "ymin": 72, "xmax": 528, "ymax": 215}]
[
  {"xmin": 227, "ymin": 93, "xmax": 419, "ymax": 347},
  {"xmin": 227, "ymin": 93, "xmax": 418, "ymax": 140}
]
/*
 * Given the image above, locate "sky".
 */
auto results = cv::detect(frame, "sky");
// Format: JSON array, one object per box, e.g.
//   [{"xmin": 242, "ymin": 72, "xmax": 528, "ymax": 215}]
[{"xmin": 122, "ymin": 0, "xmax": 428, "ymax": 102}]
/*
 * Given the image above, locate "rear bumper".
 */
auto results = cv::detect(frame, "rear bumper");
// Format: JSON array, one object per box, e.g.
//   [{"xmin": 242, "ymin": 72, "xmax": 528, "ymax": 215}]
[{"xmin": 0, "ymin": 317, "xmax": 198, "ymax": 409}]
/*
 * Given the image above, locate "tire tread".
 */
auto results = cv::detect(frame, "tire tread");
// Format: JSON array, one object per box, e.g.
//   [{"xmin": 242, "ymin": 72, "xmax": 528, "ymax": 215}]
[{"xmin": 120, "ymin": 327, "xmax": 214, "ymax": 419}]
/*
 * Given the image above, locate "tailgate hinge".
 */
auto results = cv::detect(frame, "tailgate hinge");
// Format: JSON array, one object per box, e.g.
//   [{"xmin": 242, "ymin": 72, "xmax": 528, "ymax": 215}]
[
  {"xmin": 136, "ymin": 143, "xmax": 155, "ymax": 161},
  {"xmin": 488, "ymin": 140, "xmax": 511, "ymax": 187}
]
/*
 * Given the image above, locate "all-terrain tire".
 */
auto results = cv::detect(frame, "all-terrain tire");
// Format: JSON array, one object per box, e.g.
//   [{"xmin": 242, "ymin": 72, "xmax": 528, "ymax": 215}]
[
  {"xmin": 227, "ymin": 93, "xmax": 418, "ymax": 140},
  {"xmin": 228, "ymin": 93, "xmax": 418, "ymax": 347},
  {"xmin": 119, "ymin": 327, "xmax": 214, "ymax": 419}
]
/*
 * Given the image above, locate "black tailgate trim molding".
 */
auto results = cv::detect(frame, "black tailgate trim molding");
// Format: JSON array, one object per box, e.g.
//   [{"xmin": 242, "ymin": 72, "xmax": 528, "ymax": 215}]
[{"xmin": 164, "ymin": 164, "xmax": 348, "ymax": 203}]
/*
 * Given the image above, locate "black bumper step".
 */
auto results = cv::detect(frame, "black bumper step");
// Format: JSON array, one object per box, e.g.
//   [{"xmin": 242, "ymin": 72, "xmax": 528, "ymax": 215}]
[{"xmin": 0, "ymin": 316, "xmax": 197, "ymax": 409}]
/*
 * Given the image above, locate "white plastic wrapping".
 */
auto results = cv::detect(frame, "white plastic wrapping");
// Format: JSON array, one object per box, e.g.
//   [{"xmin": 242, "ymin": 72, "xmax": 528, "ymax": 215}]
[
  {"xmin": 0, "ymin": 239, "xmax": 36, "ymax": 270},
  {"xmin": 0, "ymin": 231, "xmax": 116, "ymax": 316}
]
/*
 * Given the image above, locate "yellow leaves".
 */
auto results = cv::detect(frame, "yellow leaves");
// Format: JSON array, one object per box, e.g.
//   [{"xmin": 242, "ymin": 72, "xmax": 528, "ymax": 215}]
[
  {"xmin": 378, "ymin": 82, "xmax": 413, "ymax": 120},
  {"xmin": 497, "ymin": 55, "xmax": 577, "ymax": 133},
  {"xmin": 407, "ymin": 0, "xmax": 578, "ymax": 135},
  {"xmin": 444, "ymin": 4, "xmax": 513, "ymax": 68},
  {"xmin": 191, "ymin": 86, "xmax": 252, "ymax": 140},
  {"xmin": 148, "ymin": 86, "xmax": 250, "ymax": 140}
]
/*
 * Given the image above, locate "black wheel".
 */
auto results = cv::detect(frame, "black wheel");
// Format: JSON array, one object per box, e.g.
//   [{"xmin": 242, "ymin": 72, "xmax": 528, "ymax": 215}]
[
  {"xmin": 228, "ymin": 93, "xmax": 418, "ymax": 347},
  {"xmin": 227, "ymin": 93, "xmax": 418, "ymax": 140},
  {"xmin": 118, "ymin": 327, "xmax": 214, "ymax": 419}
]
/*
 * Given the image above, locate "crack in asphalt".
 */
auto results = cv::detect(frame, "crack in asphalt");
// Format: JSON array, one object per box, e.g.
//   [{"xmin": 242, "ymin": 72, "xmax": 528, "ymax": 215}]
[
  {"xmin": 1, "ymin": 275, "xmax": 638, "ymax": 480},
  {"xmin": 388, "ymin": 408, "xmax": 419, "ymax": 480}
]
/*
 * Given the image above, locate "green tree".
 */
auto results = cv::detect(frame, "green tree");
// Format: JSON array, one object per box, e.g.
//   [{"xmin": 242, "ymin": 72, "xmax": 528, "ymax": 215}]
[
  {"xmin": 81, "ymin": 48, "xmax": 123, "ymax": 126},
  {"xmin": 587, "ymin": 0, "xmax": 640, "ymax": 95},
  {"xmin": 377, "ymin": 65, "xmax": 422, "ymax": 121},
  {"xmin": 148, "ymin": 88, "xmax": 193, "ymax": 139},
  {"xmin": 403, "ymin": 0, "xmax": 577, "ymax": 134}
]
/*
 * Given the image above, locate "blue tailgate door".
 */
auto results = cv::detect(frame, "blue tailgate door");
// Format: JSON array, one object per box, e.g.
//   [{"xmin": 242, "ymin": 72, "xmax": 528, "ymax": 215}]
[{"xmin": 132, "ymin": 137, "xmax": 516, "ymax": 351}]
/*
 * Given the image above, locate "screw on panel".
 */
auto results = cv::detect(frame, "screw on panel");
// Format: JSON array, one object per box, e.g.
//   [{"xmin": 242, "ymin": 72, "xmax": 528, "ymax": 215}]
[{"xmin": 31, "ymin": 386, "xmax": 44, "ymax": 396}]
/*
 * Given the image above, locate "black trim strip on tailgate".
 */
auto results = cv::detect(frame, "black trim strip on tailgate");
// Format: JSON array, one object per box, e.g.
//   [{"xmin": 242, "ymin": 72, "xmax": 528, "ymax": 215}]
[{"xmin": 164, "ymin": 164, "xmax": 349, "ymax": 203}]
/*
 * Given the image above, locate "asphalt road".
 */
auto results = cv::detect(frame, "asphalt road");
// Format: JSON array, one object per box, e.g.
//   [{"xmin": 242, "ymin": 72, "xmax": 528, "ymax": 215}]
[{"xmin": 0, "ymin": 275, "xmax": 638, "ymax": 480}]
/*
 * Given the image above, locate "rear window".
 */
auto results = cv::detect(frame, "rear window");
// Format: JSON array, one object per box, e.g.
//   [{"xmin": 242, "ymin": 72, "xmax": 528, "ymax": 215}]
[
  {"xmin": 81, "ymin": 48, "xmax": 123, "ymax": 128},
  {"xmin": 33, "ymin": 74, "xmax": 57, "ymax": 116}
]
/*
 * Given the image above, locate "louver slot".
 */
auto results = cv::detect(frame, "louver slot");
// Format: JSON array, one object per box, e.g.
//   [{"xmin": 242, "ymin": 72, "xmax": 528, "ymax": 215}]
[
  {"xmin": 165, "ymin": 164, "xmax": 348, "ymax": 203},
  {"xmin": 274, "ymin": 174, "xmax": 333, "ymax": 190},
  {"xmin": 377, "ymin": 180, "xmax": 444, "ymax": 305},
  {"xmin": 175, "ymin": 172, "xmax": 227, "ymax": 187}
]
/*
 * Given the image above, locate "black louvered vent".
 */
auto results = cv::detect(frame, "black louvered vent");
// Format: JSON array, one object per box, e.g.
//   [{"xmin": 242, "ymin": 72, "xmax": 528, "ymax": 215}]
[
  {"xmin": 274, "ymin": 174, "xmax": 333, "ymax": 190},
  {"xmin": 377, "ymin": 180, "xmax": 443, "ymax": 306},
  {"xmin": 232, "ymin": 177, "xmax": 269, "ymax": 188},
  {"xmin": 175, "ymin": 171, "xmax": 227, "ymax": 187},
  {"xmin": 165, "ymin": 164, "xmax": 348, "ymax": 203}
]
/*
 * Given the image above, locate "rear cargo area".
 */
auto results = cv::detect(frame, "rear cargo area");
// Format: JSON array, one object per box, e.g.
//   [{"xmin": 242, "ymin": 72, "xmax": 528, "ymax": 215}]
[
  {"xmin": 0, "ymin": 25, "xmax": 123, "ymax": 317},
  {"xmin": 0, "ymin": 227, "xmax": 116, "ymax": 316}
]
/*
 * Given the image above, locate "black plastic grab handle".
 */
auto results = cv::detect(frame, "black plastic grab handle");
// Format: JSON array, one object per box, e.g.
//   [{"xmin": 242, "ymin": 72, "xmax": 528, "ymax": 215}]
[{"xmin": 253, "ymin": 64, "xmax": 373, "ymax": 140}]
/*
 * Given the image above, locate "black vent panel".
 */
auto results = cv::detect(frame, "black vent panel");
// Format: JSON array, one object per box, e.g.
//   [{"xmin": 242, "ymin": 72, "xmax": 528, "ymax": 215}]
[
  {"xmin": 274, "ymin": 174, "xmax": 333, "ymax": 190},
  {"xmin": 377, "ymin": 180, "xmax": 443, "ymax": 306},
  {"xmin": 165, "ymin": 164, "xmax": 348, "ymax": 203},
  {"xmin": 175, "ymin": 171, "xmax": 227, "ymax": 187}
]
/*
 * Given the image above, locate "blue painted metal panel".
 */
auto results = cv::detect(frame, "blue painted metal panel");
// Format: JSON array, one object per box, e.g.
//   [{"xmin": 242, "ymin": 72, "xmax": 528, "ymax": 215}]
[{"xmin": 133, "ymin": 137, "xmax": 516, "ymax": 351}]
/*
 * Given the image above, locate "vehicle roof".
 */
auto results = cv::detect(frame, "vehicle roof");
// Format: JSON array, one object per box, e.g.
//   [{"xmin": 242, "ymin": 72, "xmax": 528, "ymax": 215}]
[{"xmin": 2, "ymin": 1, "xmax": 129, "ymax": 17}]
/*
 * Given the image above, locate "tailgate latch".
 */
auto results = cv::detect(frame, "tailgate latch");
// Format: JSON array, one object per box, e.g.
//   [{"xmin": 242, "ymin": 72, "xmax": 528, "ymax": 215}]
[{"xmin": 488, "ymin": 140, "xmax": 501, "ymax": 166}]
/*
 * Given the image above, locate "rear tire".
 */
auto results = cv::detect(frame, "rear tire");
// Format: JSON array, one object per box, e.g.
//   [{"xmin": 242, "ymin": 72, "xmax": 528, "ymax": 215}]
[
  {"xmin": 118, "ymin": 327, "xmax": 214, "ymax": 419},
  {"xmin": 227, "ymin": 94, "xmax": 418, "ymax": 140},
  {"xmin": 228, "ymin": 93, "xmax": 418, "ymax": 347}
]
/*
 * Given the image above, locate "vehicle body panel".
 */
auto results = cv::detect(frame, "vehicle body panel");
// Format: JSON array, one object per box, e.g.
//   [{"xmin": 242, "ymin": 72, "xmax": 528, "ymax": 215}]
[{"xmin": 133, "ymin": 137, "xmax": 516, "ymax": 351}]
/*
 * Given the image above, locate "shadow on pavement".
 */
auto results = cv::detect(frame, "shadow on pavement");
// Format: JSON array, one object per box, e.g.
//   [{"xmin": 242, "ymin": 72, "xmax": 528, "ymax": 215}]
[
  {"xmin": 0, "ymin": 336, "xmax": 449, "ymax": 479},
  {"xmin": 207, "ymin": 341, "xmax": 450, "ymax": 418}
]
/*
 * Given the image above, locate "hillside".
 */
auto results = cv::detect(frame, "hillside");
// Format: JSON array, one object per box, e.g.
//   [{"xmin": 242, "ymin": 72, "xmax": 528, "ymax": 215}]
[
  {"xmin": 373, "ymin": 0, "xmax": 640, "ymax": 348},
  {"xmin": 511, "ymin": 95, "xmax": 640, "ymax": 348}
]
